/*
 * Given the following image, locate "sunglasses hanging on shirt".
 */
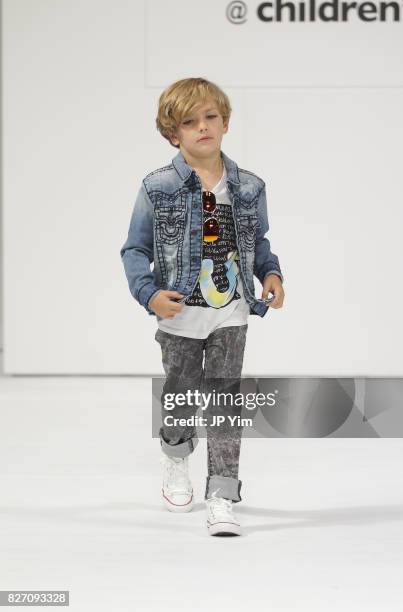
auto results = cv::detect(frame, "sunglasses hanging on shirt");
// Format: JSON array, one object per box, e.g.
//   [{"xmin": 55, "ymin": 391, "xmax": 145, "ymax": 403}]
[{"xmin": 202, "ymin": 191, "xmax": 219, "ymax": 243}]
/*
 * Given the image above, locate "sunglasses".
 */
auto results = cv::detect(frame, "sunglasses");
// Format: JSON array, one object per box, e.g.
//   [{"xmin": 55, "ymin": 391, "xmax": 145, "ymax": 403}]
[{"xmin": 202, "ymin": 191, "xmax": 219, "ymax": 243}]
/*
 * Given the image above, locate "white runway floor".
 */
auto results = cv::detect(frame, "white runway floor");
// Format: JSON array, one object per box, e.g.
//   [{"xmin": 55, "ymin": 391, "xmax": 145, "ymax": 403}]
[{"xmin": 1, "ymin": 373, "xmax": 403, "ymax": 611}]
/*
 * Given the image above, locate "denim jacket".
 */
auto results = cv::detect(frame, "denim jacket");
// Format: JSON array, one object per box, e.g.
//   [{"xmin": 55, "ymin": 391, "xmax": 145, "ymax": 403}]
[{"xmin": 120, "ymin": 149, "xmax": 284, "ymax": 317}]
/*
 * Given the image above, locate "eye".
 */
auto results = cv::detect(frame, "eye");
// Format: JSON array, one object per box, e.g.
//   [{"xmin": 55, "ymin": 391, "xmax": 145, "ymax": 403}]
[{"xmin": 183, "ymin": 114, "xmax": 217, "ymax": 125}]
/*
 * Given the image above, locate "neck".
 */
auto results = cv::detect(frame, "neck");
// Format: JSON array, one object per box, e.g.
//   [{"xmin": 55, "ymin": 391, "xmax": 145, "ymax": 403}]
[{"xmin": 181, "ymin": 148, "xmax": 223, "ymax": 176}]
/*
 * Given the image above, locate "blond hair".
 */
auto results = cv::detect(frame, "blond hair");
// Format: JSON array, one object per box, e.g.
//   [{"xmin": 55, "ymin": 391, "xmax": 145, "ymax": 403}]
[{"xmin": 156, "ymin": 77, "xmax": 232, "ymax": 149}]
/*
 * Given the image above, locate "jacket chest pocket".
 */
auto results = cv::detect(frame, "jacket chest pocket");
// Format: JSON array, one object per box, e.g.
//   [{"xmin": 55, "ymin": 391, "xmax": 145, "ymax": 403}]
[
  {"xmin": 238, "ymin": 215, "xmax": 259, "ymax": 252},
  {"xmin": 155, "ymin": 202, "xmax": 187, "ymax": 245}
]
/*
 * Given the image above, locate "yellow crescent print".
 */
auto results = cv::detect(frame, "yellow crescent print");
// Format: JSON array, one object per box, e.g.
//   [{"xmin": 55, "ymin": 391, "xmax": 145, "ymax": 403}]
[{"xmin": 198, "ymin": 251, "xmax": 239, "ymax": 308}]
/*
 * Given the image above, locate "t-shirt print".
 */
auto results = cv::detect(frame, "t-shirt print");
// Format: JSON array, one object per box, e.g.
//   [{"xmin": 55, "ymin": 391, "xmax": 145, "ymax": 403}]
[{"xmin": 185, "ymin": 201, "xmax": 241, "ymax": 308}]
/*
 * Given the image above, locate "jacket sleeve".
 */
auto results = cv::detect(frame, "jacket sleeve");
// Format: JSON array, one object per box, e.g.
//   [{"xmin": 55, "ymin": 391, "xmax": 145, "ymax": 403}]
[
  {"xmin": 253, "ymin": 183, "xmax": 284, "ymax": 285},
  {"xmin": 120, "ymin": 181, "xmax": 162, "ymax": 315}
]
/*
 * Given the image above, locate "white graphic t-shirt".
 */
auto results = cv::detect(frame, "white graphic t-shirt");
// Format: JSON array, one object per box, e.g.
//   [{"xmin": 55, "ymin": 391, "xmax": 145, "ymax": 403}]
[{"xmin": 157, "ymin": 165, "xmax": 250, "ymax": 339}]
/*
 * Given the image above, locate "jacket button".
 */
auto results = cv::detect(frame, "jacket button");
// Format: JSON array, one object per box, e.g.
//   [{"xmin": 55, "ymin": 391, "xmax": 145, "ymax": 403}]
[
  {"xmin": 192, "ymin": 203, "xmax": 198, "ymax": 209},
  {"xmin": 191, "ymin": 229, "xmax": 197, "ymax": 235},
  {"xmin": 192, "ymin": 256, "xmax": 198, "ymax": 262}
]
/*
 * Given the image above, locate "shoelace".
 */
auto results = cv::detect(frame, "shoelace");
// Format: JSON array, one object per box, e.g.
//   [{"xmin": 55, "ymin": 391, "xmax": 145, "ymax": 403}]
[
  {"xmin": 160, "ymin": 455, "xmax": 191, "ymax": 493},
  {"xmin": 207, "ymin": 489, "xmax": 235, "ymax": 521}
]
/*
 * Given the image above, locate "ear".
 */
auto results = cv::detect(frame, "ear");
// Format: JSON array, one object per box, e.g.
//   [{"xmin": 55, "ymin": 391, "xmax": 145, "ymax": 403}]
[{"xmin": 169, "ymin": 129, "xmax": 179, "ymax": 146}]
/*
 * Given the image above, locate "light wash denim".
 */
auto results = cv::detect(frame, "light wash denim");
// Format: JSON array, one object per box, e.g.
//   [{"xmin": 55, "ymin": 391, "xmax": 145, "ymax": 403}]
[{"xmin": 120, "ymin": 149, "xmax": 284, "ymax": 316}]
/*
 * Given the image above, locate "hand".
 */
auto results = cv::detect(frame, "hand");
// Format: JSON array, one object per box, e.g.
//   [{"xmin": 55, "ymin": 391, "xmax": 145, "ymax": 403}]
[
  {"xmin": 149, "ymin": 290, "xmax": 185, "ymax": 319},
  {"xmin": 262, "ymin": 274, "xmax": 285, "ymax": 309}
]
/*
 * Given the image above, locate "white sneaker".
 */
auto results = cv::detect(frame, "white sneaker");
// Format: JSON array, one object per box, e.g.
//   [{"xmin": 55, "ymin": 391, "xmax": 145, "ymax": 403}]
[
  {"xmin": 160, "ymin": 454, "xmax": 194, "ymax": 513},
  {"xmin": 206, "ymin": 489, "xmax": 242, "ymax": 536}
]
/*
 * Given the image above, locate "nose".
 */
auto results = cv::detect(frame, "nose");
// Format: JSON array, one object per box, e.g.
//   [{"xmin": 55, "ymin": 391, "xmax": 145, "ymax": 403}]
[{"xmin": 198, "ymin": 119, "xmax": 208, "ymax": 131}]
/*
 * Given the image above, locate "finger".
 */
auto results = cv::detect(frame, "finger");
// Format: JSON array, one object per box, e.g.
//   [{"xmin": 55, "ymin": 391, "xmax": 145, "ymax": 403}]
[
  {"xmin": 171, "ymin": 303, "xmax": 184, "ymax": 312},
  {"xmin": 162, "ymin": 307, "xmax": 177, "ymax": 318},
  {"xmin": 162, "ymin": 296, "xmax": 183, "ymax": 306},
  {"xmin": 165, "ymin": 290, "xmax": 184, "ymax": 299},
  {"xmin": 167, "ymin": 303, "xmax": 183, "ymax": 314},
  {"xmin": 262, "ymin": 291, "xmax": 274, "ymax": 302}
]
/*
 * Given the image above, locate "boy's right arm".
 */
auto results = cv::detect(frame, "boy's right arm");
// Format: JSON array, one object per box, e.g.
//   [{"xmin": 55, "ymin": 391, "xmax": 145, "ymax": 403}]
[{"xmin": 120, "ymin": 181, "xmax": 163, "ymax": 315}]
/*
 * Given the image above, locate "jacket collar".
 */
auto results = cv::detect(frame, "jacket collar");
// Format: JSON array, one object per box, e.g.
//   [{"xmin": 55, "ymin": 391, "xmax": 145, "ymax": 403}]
[{"xmin": 172, "ymin": 148, "xmax": 241, "ymax": 185}]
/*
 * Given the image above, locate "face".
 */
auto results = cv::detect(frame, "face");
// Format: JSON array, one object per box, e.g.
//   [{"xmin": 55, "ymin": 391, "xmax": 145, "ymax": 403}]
[{"xmin": 170, "ymin": 99, "xmax": 229, "ymax": 159}]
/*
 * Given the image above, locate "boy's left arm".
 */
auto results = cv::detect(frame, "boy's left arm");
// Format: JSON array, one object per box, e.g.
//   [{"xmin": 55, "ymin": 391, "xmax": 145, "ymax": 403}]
[{"xmin": 254, "ymin": 183, "xmax": 285, "ymax": 309}]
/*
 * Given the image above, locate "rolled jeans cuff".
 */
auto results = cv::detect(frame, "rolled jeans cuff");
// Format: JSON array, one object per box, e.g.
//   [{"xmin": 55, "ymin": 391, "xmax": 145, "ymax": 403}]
[
  {"xmin": 159, "ymin": 427, "xmax": 199, "ymax": 458},
  {"xmin": 205, "ymin": 475, "xmax": 242, "ymax": 503}
]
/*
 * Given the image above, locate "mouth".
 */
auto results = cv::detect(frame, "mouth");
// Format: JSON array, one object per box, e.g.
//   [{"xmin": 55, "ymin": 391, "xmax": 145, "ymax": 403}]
[{"xmin": 198, "ymin": 136, "xmax": 212, "ymax": 142}]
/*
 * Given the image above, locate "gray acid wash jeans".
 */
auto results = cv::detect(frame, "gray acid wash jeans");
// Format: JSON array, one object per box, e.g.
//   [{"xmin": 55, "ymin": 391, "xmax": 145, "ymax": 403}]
[{"xmin": 155, "ymin": 324, "xmax": 248, "ymax": 503}]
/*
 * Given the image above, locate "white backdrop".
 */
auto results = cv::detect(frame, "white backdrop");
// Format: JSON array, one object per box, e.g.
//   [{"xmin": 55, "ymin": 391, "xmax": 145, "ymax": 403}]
[{"xmin": 2, "ymin": 0, "xmax": 403, "ymax": 375}]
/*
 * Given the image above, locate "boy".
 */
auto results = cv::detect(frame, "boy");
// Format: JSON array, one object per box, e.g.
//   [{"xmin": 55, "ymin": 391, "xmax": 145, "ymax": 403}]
[{"xmin": 120, "ymin": 77, "xmax": 285, "ymax": 536}]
